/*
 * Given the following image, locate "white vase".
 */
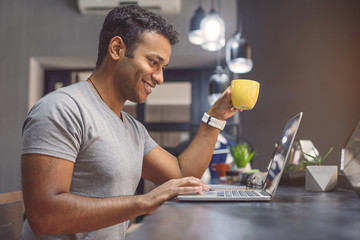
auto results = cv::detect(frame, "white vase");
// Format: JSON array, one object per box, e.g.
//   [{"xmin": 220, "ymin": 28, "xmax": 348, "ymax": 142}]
[
  {"xmin": 236, "ymin": 162, "xmax": 252, "ymax": 172},
  {"xmin": 305, "ymin": 165, "xmax": 338, "ymax": 191}
]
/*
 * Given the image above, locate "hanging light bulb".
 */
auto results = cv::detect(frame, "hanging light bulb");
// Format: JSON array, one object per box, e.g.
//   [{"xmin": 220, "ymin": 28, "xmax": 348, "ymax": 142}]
[
  {"xmin": 226, "ymin": 32, "xmax": 253, "ymax": 73},
  {"xmin": 208, "ymin": 68, "xmax": 229, "ymax": 106},
  {"xmin": 208, "ymin": 47, "xmax": 230, "ymax": 106},
  {"xmin": 200, "ymin": 1, "xmax": 225, "ymax": 52},
  {"xmin": 208, "ymin": 65, "xmax": 230, "ymax": 105},
  {"xmin": 225, "ymin": 32, "xmax": 253, "ymax": 73},
  {"xmin": 188, "ymin": 5, "xmax": 205, "ymax": 45},
  {"xmin": 226, "ymin": 2, "xmax": 253, "ymax": 74}
]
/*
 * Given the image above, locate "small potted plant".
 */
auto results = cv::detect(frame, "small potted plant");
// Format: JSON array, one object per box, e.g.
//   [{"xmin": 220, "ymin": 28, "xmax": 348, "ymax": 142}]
[
  {"xmin": 228, "ymin": 143, "xmax": 256, "ymax": 184},
  {"xmin": 231, "ymin": 143, "xmax": 255, "ymax": 171},
  {"xmin": 304, "ymin": 147, "xmax": 338, "ymax": 191}
]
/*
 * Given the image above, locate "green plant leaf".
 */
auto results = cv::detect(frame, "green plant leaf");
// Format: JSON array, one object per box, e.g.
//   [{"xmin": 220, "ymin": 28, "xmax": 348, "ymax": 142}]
[
  {"xmin": 304, "ymin": 152, "xmax": 316, "ymax": 161},
  {"xmin": 319, "ymin": 147, "xmax": 333, "ymax": 165},
  {"xmin": 302, "ymin": 147, "xmax": 333, "ymax": 166},
  {"xmin": 231, "ymin": 143, "xmax": 255, "ymax": 168}
]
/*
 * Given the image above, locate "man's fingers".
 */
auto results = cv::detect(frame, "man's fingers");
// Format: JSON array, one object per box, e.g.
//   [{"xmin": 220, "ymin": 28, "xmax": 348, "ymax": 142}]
[
  {"xmin": 177, "ymin": 186, "xmax": 204, "ymax": 195},
  {"xmin": 170, "ymin": 177, "xmax": 209, "ymax": 195},
  {"xmin": 171, "ymin": 176, "xmax": 203, "ymax": 187},
  {"xmin": 162, "ymin": 177, "xmax": 208, "ymax": 195}
]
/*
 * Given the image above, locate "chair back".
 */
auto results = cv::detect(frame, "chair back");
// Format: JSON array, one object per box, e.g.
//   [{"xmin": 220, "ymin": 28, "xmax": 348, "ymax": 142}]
[{"xmin": 0, "ymin": 191, "xmax": 24, "ymax": 240}]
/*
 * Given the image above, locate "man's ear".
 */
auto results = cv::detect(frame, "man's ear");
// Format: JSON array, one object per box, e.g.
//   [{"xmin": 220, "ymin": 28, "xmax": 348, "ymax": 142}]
[{"xmin": 108, "ymin": 36, "xmax": 126, "ymax": 60}]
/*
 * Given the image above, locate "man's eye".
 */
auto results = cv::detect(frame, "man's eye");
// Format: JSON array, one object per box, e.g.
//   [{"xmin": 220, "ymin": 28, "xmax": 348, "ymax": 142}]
[{"xmin": 150, "ymin": 59, "xmax": 157, "ymax": 65}]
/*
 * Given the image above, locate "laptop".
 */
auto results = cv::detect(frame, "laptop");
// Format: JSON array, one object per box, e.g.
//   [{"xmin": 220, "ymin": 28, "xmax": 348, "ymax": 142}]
[
  {"xmin": 341, "ymin": 120, "xmax": 360, "ymax": 195},
  {"xmin": 176, "ymin": 112, "xmax": 303, "ymax": 202}
]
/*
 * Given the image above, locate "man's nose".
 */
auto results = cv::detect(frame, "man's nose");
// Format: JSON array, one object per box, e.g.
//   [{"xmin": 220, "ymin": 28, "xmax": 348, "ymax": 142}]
[{"xmin": 152, "ymin": 69, "xmax": 164, "ymax": 85}]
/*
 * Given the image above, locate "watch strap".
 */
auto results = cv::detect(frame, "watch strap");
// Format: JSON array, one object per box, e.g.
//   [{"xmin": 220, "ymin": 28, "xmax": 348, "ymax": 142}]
[{"xmin": 201, "ymin": 112, "xmax": 226, "ymax": 130}]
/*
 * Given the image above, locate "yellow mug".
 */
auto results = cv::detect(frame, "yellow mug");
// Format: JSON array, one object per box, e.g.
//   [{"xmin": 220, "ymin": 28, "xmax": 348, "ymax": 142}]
[{"xmin": 231, "ymin": 79, "xmax": 260, "ymax": 110}]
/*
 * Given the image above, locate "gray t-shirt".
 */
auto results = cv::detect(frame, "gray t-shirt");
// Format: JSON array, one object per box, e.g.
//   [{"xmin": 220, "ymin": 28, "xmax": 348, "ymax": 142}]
[{"xmin": 21, "ymin": 80, "xmax": 157, "ymax": 239}]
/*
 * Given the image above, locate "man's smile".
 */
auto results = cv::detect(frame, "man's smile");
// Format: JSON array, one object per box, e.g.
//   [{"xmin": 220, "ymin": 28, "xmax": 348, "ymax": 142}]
[{"xmin": 143, "ymin": 80, "xmax": 155, "ymax": 94}]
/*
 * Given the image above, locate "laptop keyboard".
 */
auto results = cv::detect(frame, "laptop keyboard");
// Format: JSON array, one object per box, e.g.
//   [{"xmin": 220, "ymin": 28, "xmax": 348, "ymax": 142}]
[{"xmin": 217, "ymin": 190, "xmax": 270, "ymax": 197}]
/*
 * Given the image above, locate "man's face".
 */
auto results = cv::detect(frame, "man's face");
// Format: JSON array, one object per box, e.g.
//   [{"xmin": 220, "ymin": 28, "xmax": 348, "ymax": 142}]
[{"xmin": 115, "ymin": 31, "xmax": 172, "ymax": 103}]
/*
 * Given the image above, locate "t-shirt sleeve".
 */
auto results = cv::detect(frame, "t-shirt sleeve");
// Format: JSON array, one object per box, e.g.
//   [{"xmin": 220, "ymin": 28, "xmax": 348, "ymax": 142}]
[
  {"xmin": 143, "ymin": 127, "xmax": 158, "ymax": 156},
  {"xmin": 22, "ymin": 92, "xmax": 82, "ymax": 162}
]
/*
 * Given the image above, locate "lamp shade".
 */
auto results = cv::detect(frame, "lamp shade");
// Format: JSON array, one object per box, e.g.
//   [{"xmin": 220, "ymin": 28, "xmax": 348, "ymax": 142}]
[
  {"xmin": 188, "ymin": 6, "xmax": 206, "ymax": 45},
  {"xmin": 208, "ymin": 65, "xmax": 230, "ymax": 105},
  {"xmin": 226, "ymin": 32, "xmax": 253, "ymax": 73},
  {"xmin": 200, "ymin": 9, "xmax": 225, "ymax": 51}
]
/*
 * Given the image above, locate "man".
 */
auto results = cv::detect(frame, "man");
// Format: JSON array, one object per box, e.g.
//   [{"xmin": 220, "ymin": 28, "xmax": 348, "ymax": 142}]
[{"xmin": 21, "ymin": 5, "xmax": 239, "ymax": 239}]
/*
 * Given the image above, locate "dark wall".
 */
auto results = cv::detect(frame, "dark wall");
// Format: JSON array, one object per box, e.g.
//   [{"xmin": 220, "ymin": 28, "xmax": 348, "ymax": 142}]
[{"xmin": 235, "ymin": 0, "xmax": 360, "ymax": 169}]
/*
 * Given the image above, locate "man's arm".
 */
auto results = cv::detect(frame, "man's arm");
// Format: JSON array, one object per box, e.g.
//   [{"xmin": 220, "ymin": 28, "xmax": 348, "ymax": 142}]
[
  {"xmin": 22, "ymin": 154, "xmax": 204, "ymax": 236},
  {"xmin": 142, "ymin": 87, "xmax": 240, "ymax": 184}
]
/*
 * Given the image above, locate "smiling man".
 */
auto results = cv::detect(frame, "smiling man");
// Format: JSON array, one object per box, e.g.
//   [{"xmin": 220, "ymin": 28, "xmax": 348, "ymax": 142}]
[{"xmin": 20, "ymin": 5, "xmax": 239, "ymax": 240}]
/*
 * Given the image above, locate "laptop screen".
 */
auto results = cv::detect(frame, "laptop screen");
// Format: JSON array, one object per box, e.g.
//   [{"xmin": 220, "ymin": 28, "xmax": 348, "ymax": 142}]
[
  {"xmin": 263, "ymin": 113, "xmax": 302, "ymax": 195},
  {"xmin": 343, "ymin": 120, "xmax": 360, "ymax": 194}
]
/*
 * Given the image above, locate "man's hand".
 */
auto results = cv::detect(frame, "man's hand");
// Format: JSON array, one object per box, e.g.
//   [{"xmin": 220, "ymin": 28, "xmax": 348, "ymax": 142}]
[
  {"xmin": 207, "ymin": 86, "xmax": 242, "ymax": 121},
  {"xmin": 140, "ymin": 177, "xmax": 208, "ymax": 214}
]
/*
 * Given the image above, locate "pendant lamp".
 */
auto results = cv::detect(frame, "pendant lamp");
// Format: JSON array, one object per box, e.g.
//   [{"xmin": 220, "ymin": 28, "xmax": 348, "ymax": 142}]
[
  {"xmin": 226, "ymin": 7, "xmax": 253, "ymax": 73},
  {"xmin": 208, "ymin": 49, "xmax": 230, "ymax": 106},
  {"xmin": 226, "ymin": 32, "xmax": 253, "ymax": 73},
  {"xmin": 188, "ymin": 2, "xmax": 205, "ymax": 45},
  {"xmin": 200, "ymin": 0, "xmax": 225, "ymax": 52}
]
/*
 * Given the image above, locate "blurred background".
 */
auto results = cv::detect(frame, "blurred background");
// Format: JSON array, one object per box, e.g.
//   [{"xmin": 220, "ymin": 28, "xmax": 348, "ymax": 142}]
[{"xmin": 0, "ymin": 0, "xmax": 359, "ymax": 193}]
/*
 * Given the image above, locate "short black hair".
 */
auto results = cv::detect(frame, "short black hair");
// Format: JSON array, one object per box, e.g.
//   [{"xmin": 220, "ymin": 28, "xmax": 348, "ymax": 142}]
[{"xmin": 96, "ymin": 5, "xmax": 179, "ymax": 68}]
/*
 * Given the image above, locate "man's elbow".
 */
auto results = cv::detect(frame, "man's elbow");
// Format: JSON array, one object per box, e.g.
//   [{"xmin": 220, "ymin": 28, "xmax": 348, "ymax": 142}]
[{"xmin": 25, "ymin": 209, "xmax": 60, "ymax": 236}]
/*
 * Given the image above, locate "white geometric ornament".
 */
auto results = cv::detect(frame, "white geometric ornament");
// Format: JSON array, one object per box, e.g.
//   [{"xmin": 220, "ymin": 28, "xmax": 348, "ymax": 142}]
[{"xmin": 305, "ymin": 166, "xmax": 338, "ymax": 191}]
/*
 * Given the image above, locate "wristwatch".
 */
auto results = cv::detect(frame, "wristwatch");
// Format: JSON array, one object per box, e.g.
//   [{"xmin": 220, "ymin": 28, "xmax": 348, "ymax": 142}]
[{"xmin": 201, "ymin": 112, "xmax": 226, "ymax": 130}]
